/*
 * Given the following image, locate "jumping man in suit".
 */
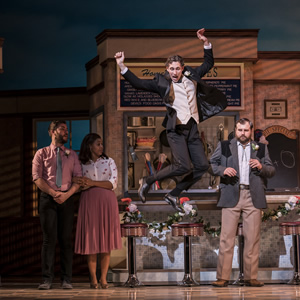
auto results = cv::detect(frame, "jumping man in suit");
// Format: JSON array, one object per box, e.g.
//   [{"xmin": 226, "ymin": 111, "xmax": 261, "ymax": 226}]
[{"xmin": 115, "ymin": 28, "xmax": 227, "ymax": 211}]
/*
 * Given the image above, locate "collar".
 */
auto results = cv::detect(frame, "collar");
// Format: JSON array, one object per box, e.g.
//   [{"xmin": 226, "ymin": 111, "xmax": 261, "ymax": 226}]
[
  {"xmin": 237, "ymin": 141, "xmax": 250, "ymax": 148},
  {"xmin": 50, "ymin": 143, "xmax": 66, "ymax": 151},
  {"xmin": 89, "ymin": 157, "xmax": 102, "ymax": 164}
]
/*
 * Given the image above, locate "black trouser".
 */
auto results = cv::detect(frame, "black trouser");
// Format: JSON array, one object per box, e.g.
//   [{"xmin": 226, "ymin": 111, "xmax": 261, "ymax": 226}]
[
  {"xmin": 147, "ymin": 119, "xmax": 209, "ymax": 193},
  {"xmin": 39, "ymin": 192, "xmax": 74, "ymax": 282}
]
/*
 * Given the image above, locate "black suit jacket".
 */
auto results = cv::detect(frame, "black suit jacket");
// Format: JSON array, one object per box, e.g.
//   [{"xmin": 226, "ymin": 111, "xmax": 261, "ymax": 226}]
[{"xmin": 122, "ymin": 48, "xmax": 227, "ymax": 131}]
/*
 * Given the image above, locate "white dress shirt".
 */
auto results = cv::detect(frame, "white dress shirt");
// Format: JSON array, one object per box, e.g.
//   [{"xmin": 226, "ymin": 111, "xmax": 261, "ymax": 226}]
[{"xmin": 238, "ymin": 142, "xmax": 250, "ymax": 185}]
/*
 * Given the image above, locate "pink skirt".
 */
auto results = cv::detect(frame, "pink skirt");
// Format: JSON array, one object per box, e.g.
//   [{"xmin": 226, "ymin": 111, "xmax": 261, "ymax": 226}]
[{"xmin": 75, "ymin": 187, "xmax": 122, "ymax": 254}]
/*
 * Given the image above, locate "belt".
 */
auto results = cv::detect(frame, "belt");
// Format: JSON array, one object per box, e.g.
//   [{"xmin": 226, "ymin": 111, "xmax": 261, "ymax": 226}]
[
  {"xmin": 239, "ymin": 184, "xmax": 250, "ymax": 190},
  {"xmin": 175, "ymin": 118, "xmax": 196, "ymax": 132}
]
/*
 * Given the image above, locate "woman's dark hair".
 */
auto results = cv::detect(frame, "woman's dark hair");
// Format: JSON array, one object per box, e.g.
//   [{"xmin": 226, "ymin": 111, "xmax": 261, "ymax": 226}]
[{"xmin": 79, "ymin": 133, "xmax": 108, "ymax": 164}]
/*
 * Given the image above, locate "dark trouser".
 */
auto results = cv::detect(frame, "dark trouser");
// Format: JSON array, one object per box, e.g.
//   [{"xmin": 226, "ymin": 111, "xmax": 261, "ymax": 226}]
[
  {"xmin": 39, "ymin": 192, "xmax": 74, "ymax": 282},
  {"xmin": 147, "ymin": 120, "xmax": 209, "ymax": 193}
]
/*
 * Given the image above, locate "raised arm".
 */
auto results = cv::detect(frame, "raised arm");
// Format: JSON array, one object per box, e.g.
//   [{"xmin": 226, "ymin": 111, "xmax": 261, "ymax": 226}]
[
  {"xmin": 193, "ymin": 28, "xmax": 214, "ymax": 77},
  {"xmin": 196, "ymin": 28, "xmax": 209, "ymax": 47},
  {"xmin": 114, "ymin": 51, "xmax": 160, "ymax": 94},
  {"xmin": 114, "ymin": 51, "xmax": 127, "ymax": 73}
]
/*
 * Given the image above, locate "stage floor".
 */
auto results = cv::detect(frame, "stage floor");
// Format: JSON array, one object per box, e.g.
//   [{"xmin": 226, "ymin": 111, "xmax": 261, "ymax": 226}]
[{"xmin": 1, "ymin": 281, "xmax": 300, "ymax": 300}]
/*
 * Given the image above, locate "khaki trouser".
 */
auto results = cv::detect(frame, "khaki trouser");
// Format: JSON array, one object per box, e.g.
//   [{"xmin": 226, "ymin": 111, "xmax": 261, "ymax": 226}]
[{"xmin": 216, "ymin": 189, "xmax": 262, "ymax": 280}]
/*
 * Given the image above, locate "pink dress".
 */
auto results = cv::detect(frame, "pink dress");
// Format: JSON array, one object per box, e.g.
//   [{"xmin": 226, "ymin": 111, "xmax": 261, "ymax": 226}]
[{"xmin": 75, "ymin": 157, "xmax": 122, "ymax": 254}]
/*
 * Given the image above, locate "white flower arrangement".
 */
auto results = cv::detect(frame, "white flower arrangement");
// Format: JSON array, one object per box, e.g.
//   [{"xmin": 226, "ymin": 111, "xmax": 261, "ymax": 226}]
[
  {"xmin": 179, "ymin": 202, "xmax": 197, "ymax": 217},
  {"xmin": 262, "ymin": 195, "xmax": 300, "ymax": 221},
  {"xmin": 121, "ymin": 198, "xmax": 145, "ymax": 224},
  {"xmin": 121, "ymin": 195, "xmax": 300, "ymax": 237},
  {"xmin": 149, "ymin": 197, "xmax": 202, "ymax": 233},
  {"xmin": 149, "ymin": 197, "xmax": 222, "ymax": 236}
]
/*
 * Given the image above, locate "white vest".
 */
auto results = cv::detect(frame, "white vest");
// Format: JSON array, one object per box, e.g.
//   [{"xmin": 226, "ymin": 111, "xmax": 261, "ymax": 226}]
[{"xmin": 172, "ymin": 76, "xmax": 199, "ymax": 125}]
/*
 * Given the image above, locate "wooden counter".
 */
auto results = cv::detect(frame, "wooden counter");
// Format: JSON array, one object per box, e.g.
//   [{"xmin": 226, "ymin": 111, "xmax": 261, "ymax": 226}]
[{"xmin": 120, "ymin": 189, "xmax": 300, "ymax": 211}]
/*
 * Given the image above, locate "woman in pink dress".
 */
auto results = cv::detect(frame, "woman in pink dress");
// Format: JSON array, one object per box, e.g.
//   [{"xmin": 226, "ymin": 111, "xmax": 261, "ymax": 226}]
[{"xmin": 74, "ymin": 133, "xmax": 122, "ymax": 289}]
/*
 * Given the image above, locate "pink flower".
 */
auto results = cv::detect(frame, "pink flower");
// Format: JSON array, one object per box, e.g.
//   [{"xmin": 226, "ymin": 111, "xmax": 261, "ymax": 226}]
[
  {"xmin": 128, "ymin": 203, "xmax": 137, "ymax": 213},
  {"xmin": 180, "ymin": 197, "xmax": 190, "ymax": 205}
]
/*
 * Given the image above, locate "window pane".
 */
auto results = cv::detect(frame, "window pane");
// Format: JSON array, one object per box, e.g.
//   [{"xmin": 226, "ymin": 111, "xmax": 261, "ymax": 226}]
[
  {"xmin": 71, "ymin": 120, "xmax": 90, "ymax": 151},
  {"xmin": 36, "ymin": 121, "xmax": 51, "ymax": 150}
]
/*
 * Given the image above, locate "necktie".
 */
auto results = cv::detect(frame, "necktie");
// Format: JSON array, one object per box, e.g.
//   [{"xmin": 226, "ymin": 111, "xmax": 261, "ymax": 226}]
[
  {"xmin": 242, "ymin": 144, "xmax": 249, "ymax": 161},
  {"xmin": 56, "ymin": 147, "xmax": 62, "ymax": 188}
]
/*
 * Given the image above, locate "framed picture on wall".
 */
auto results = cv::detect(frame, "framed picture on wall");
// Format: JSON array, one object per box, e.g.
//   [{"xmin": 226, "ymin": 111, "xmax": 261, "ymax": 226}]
[{"xmin": 264, "ymin": 99, "xmax": 287, "ymax": 119}]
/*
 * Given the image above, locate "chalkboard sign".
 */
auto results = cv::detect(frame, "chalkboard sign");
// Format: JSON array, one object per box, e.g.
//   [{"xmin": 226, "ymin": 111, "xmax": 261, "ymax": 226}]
[
  {"xmin": 120, "ymin": 80, "xmax": 164, "ymax": 107},
  {"xmin": 118, "ymin": 63, "xmax": 243, "ymax": 110},
  {"xmin": 264, "ymin": 126, "xmax": 299, "ymax": 189},
  {"xmin": 204, "ymin": 79, "xmax": 241, "ymax": 107},
  {"xmin": 120, "ymin": 79, "xmax": 240, "ymax": 108}
]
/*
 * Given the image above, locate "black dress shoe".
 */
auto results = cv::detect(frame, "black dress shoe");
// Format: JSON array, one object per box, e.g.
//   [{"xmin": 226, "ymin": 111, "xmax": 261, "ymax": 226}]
[
  {"xmin": 164, "ymin": 194, "xmax": 184, "ymax": 212},
  {"xmin": 61, "ymin": 279, "xmax": 73, "ymax": 289},
  {"xmin": 38, "ymin": 280, "xmax": 52, "ymax": 290},
  {"xmin": 138, "ymin": 177, "xmax": 150, "ymax": 203}
]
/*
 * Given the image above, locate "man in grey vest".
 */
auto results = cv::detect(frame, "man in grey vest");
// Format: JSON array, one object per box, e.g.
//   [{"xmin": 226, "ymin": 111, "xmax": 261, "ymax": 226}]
[
  {"xmin": 210, "ymin": 118, "xmax": 275, "ymax": 287},
  {"xmin": 115, "ymin": 28, "xmax": 227, "ymax": 211}
]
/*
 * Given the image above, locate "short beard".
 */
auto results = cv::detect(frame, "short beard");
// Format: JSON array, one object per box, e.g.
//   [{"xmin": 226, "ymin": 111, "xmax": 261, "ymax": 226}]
[
  {"xmin": 55, "ymin": 134, "xmax": 67, "ymax": 145},
  {"xmin": 237, "ymin": 136, "xmax": 251, "ymax": 145}
]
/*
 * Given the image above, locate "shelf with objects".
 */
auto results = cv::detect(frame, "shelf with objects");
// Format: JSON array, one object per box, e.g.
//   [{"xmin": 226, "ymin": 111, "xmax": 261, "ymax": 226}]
[{"xmin": 124, "ymin": 111, "xmax": 239, "ymax": 200}]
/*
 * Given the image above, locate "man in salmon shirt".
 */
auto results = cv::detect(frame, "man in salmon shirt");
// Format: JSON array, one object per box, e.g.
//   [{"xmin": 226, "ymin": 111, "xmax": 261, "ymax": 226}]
[{"xmin": 32, "ymin": 120, "xmax": 82, "ymax": 290}]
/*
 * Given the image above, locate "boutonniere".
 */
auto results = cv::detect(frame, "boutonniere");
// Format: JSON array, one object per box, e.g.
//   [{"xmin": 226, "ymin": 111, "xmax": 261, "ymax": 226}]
[
  {"xmin": 184, "ymin": 70, "xmax": 191, "ymax": 77},
  {"xmin": 65, "ymin": 149, "xmax": 70, "ymax": 157},
  {"xmin": 251, "ymin": 143, "xmax": 259, "ymax": 151}
]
